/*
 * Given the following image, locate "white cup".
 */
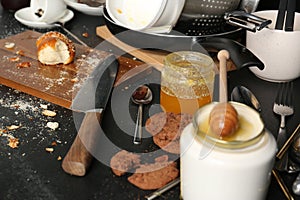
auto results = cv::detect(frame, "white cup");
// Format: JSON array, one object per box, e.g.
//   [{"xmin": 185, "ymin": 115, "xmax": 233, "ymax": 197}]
[
  {"xmin": 30, "ymin": 0, "xmax": 67, "ymax": 23},
  {"xmin": 246, "ymin": 10, "xmax": 300, "ymax": 82}
]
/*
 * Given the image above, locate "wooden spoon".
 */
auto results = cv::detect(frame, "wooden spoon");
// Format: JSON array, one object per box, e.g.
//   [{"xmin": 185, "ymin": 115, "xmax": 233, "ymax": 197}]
[{"xmin": 209, "ymin": 50, "xmax": 239, "ymax": 137}]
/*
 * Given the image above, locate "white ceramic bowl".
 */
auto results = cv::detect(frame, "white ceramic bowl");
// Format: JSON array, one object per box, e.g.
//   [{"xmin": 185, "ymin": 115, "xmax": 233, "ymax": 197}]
[
  {"xmin": 246, "ymin": 10, "xmax": 300, "ymax": 82},
  {"xmin": 106, "ymin": 0, "xmax": 185, "ymax": 33}
]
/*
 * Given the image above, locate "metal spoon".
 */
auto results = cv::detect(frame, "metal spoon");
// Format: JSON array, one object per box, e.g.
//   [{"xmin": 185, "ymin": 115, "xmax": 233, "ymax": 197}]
[
  {"xmin": 131, "ymin": 85, "xmax": 153, "ymax": 144},
  {"xmin": 231, "ymin": 85, "xmax": 261, "ymax": 112}
]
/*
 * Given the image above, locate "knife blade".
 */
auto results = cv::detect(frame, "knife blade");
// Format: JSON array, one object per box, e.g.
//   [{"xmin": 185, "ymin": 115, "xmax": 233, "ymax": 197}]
[{"xmin": 62, "ymin": 55, "xmax": 118, "ymax": 176}]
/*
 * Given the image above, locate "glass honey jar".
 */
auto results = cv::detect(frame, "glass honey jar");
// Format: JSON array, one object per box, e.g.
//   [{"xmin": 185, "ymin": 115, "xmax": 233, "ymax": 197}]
[{"xmin": 160, "ymin": 51, "xmax": 215, "ymax": 115}]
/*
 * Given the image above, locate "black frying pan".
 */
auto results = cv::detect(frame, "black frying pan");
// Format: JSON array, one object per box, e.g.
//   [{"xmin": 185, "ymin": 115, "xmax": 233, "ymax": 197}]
[{"xmin": 103, "ymin": 8, "xmax": 264, "ymax": 70}]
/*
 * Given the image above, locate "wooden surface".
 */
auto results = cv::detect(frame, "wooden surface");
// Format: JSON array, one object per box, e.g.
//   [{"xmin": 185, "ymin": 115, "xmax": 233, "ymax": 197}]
[
  {"xmin": 0, "ymin": 30, "xmax": 112, "ymax": 109},
  {"xmin": 96, "ymin": 26, "xmax": 167, "ymax": 71},
  {"xmin": 96, "ymin": 25, "xmax": 237, "ymax": 72}
]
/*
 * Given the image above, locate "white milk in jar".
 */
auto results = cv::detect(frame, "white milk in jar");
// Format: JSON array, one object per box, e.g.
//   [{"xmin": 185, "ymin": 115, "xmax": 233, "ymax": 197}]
[{"xmin": 180, "ymin": 102, "xmax": 277, "ymax": 200}]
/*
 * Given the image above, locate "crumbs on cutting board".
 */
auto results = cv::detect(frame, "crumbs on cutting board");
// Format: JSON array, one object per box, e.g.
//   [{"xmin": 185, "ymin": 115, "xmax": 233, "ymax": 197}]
[{"xmin": 0, "ymin": 86, "xmax": 73, "ymax": 160}]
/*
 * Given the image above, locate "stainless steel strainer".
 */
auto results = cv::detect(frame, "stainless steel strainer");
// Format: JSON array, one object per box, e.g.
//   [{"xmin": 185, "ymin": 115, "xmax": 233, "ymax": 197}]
[{"xmin": 178, "ymin": 0, "xmax": 262, "ymax": 35}]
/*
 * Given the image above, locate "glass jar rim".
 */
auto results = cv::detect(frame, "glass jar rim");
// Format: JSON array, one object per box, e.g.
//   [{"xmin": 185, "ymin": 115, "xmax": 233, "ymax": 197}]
[
  {"xmin": 192, "ymin": 102, "xmax": 265, "ymax": 149},
  {"xmin": 164, "ymin": 51, "xmax": 215, "ymax": 74}
]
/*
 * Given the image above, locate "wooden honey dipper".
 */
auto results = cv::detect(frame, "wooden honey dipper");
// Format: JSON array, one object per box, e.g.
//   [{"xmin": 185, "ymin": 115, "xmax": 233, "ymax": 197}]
[{"xmin": 209, "ymin": 50, "xmax": 239, "ymax": 137}]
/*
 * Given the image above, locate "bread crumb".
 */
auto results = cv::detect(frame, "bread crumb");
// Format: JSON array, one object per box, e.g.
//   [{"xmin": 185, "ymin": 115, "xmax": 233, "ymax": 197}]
[
  {"xmin": 16, "ymin": 50, "xmax": 25, "ymax": 56},
  {"xmin": 46, "ymin": 122, "xmax": 59, "ymax": 130},
  {"xmin": 57, "ymin": 156, "xmax": 62, "ymax": 161},
  {"xmin": 9, "ymin": 57, "xmax": 20, "ymax": 62},
  {"xmin": 45, "ymin": 147, "xmax": 54, "ymax": 153},
  {"xmin": 8, "ymin": 137, "xmax": 19, "ymax": 148},
  {"xmin": 40, "ymin": 104, "xmax": 48, "ymax": 109},
  {"xmin": 16, "ymin": 61, "xmax": 31, "ymax": 68},
  {"xmin": 71, "ymin": 77, "xmax": 79, "ymax": 83},
  {"xmin": 7, "ymin": 125, "xmax": 20, "ymax": 130},
  {"xmin": 82, "ymin": 32, "xmax": 89, "ymax": 38},
  {"xmin": 4, "ymin": 42, "xmax": 15, "ymax": 49},
  {"xmin": 42, "ymin": 110, "xmax": 57, "ymax": 117}
]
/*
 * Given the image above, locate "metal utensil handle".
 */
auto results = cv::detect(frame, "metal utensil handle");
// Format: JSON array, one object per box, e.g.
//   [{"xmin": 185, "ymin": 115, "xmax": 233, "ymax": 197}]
[
  {"xmin": 133, "ymin": 104, "xmax": 142, "ymax": 144},
  {"xmin": 277, "ymin": 125, "xmax": 288, "ymax": 150},
  {"xmin": 275, "ymin": 0, "xmax": 288, "ymax": 30},
  {"xmin": 275, "ymin": 117, "xmax": 289, "ymax": 171},
  {"xmin": 272, "ymin": 169, "xmax": 295, "ymax": 200},
  {"xmin": 277, "ymin": 124, "xmax": 300, "ymax": 160},
  {"xmin": 145, "ymin": 177, "xmax": 180, "ymax": 200},
  {"xmin": 285, "ymin": 0, "xmax": 296, "ymax": 31},
  {"xmin": 54, "ymin": 22, "xmax": 88, "ymax": 47},
  {"xmin": 224, "ymin": 11, "xmax": 272, "ymax": 32}
]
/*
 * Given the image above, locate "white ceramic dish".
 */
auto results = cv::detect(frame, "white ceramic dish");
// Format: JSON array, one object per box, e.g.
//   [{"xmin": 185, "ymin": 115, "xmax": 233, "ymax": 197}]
[
  {"xmin": 246, "ymin": 10, "xmax": 300, "ymax": 82},
  {"xmin": 14, "ymin": 7, "xmax": 74, "ymax": 29},
  {"xmin": 64, "ymin": 0, "xmax": 104, "ymax": 16},
  {"xmin": 106, "ymin": 0, "xmax": 167, "ymax": 31},
  {"xmin": 106, "ymin": 0, "xmax": 185, "ymax": 33}
]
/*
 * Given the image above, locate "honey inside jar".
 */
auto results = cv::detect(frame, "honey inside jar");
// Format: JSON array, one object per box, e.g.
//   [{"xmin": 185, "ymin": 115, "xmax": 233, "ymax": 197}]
[
  {"xmin": 160, "ymin": 85, "xmax": 212, "ymax": 114},
  {"xmin": 193, "ymin": 102, "xmax": 265, "ymax": 149},
  {"xmin": 160, "ymin": 52, "xmax": 215, "ymax": 115},
  {"xmin": 199, "ymin": 116, "xmax": 255, "ymax": 141}
]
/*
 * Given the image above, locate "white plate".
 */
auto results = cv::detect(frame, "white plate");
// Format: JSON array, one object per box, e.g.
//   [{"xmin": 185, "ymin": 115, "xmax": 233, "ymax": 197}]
[
  {"xmin": 14, "ymin": 7, "xmax": 74, "ymax": 29},
  {"xmin": 64, "ymin": 0, "xmax": 104, "ymax": 16}
]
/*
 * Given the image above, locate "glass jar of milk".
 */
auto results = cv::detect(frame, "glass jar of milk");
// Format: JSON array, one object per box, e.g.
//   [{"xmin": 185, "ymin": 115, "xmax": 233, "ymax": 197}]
[{"xmin": 180, "ymin": 102, "xmax": 277, "ymax": 200}]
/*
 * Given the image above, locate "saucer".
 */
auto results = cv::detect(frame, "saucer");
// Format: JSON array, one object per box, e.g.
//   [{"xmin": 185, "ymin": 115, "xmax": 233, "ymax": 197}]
[
  {"xmin": 64, "ymin": 0, "xmax": 103, "ymax": 16},
  {"xmin": 14, "ymin": 8, "xmax": 74, "ymax": 29}
]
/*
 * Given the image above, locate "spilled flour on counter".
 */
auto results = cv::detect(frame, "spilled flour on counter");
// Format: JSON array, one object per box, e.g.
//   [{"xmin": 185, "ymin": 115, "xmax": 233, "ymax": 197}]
[{"xmin": 0, "ymin": 85, "xmax": 75, "ymax": 160}]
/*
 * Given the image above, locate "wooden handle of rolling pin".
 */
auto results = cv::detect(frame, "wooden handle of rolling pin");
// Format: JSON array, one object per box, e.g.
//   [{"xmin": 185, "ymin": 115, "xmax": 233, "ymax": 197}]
[
  {"xmin": 62, "ymin": 111, "xmax": 101, "ymax": 176},
  {"xmin": 217, "ymin": 50, "xmax": 230, "ymax": 103}
]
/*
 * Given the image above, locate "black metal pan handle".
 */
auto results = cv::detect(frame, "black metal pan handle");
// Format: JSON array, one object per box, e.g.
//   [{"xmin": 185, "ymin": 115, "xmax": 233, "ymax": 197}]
[{"xmin": 197, "ymin": 37, "xmax": 264, "ymax": 70}]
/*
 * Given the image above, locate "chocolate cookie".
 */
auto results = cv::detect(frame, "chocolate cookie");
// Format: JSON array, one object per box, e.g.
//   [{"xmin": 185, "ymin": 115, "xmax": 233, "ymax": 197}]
[
  {"xmin": 145, "ymin": 112, "xmax": 192, "ymax": 154},
  {"xmin": 127, "ymin": 155, "xmax": 179, "ymax": 190},
  {"xmin": 110, "ymin": 150, "xmax": 141, "ymax": 176}
]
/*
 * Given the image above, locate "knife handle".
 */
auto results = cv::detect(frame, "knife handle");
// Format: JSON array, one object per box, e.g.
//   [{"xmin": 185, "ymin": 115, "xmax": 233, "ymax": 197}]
[{"xmin": 62, "ymin": 111, "xmax": 101, "ymax": 176}]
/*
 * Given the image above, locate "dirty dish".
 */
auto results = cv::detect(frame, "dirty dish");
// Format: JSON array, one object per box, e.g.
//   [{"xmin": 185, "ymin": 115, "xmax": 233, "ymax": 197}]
[
  {"xmin": 106, "ymin": 0, "xmax": 185, "ymax": 33},
  {"xmin": 14, "ymin": 7, "xmax": 74, "ymax": 29},
  {"xmin": 64, "ymin": 0, "xmax": 104, "ymax": 16}
]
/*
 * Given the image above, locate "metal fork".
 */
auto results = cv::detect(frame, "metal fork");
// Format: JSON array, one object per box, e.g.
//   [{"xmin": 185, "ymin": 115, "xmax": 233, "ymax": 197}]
[{"xmin": 274, "ymin": 81, "xmax": 294, "ymax": 171}]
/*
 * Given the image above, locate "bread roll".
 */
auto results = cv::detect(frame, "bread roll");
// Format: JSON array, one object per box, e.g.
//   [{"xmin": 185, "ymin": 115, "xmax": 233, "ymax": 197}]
[{"xmin": 36, "ymin": 31, "xmax": 75, "ymax": 65}]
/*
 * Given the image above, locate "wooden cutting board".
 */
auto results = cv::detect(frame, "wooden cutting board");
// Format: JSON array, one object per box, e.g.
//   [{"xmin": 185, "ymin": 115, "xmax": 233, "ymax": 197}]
[{"xmin": 0, "ymin": 30, "xmax": 114, "ymax": 109}]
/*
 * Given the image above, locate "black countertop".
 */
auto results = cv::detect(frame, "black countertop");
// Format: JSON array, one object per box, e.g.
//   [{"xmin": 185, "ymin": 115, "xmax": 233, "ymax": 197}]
[{"xmin": 0, "ymin": 2, "xmax": 300, "ymax": 200}]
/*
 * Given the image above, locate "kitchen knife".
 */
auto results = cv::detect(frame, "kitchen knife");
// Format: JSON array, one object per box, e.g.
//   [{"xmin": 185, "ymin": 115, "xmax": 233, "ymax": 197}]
[{"xmin": 62, "ymin": 55, "xmax": 118, "ymax": 176}]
